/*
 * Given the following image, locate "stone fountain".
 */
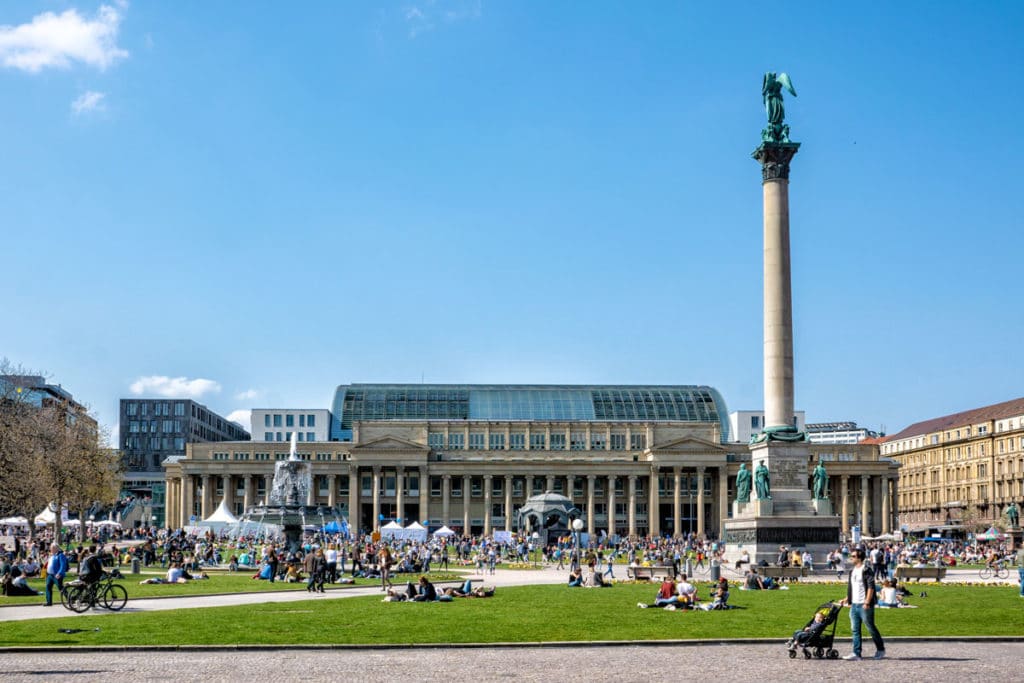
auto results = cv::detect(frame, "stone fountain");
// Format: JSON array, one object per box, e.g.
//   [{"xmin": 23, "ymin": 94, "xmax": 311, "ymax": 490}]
[{"xmin": 235, "ymin": 433, "xmax": 345, "ymax": 554}]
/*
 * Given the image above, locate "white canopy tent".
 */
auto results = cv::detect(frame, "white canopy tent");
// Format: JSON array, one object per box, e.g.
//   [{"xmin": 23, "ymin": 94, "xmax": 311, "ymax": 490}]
[
  {"xmin": 0, "ymin": 516, "xmax": 29, "ymax": 526},
  {"xmin": 34, "ymin": 504, "xmax": 69, "ymax": 526},
  {"xmin": 198, "ymin": 500, "xmax": 240, "ymax": 532},
  {"xmin": 379, "ymin": 520, "xmax": 405, "ymax": 540},
  {"xmin": 433, "ymin": 525, "xmax": 456, "ymax": 538},
  {"xmin": 402, "ymin": 521, "xmax": 428, "ymax": 543}
]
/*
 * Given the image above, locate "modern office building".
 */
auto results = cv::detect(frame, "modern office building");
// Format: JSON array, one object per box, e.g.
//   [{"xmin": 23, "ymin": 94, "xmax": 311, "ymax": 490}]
[
  {"xmin": 807, "ymin": 422, "xmax": 882, "ymax": 445},
  {"xmin": 120, "ymin": 399, "xmax": 250, "ymax": 526},
  {"xmin": 728, "ymin": 410, "xmax": 806, "ymax": 444},
  {"xmin": 165, "ymin": 383, "xmax": 896, "ymax": 539},
  {"xmin": 251, "ymin": 409, "xmax": 331, "ymax": 442},
  {"xmin": 0, "ymin": 375, "xmax": 97, "ymax": 430},
  {"xmin": 881, "ymin": 396, "xmax": 1024, "ymax": 534}
]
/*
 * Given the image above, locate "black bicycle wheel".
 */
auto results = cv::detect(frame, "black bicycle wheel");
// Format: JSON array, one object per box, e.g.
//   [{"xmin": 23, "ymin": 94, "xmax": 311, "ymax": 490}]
[
  {"xmin": 59, "ymin": 585, "xmax": 76, "ymax": 611},
  {"xmin": 69, "ymin": 587, "xmax": 93, "ymax": 613},
  {"xmin": 997, "ymin": 567, "xmax": 1009, "ymax": 580},
  {"xmin": 980, "ymin": 567, "xmax": 993, "ymax": 580},
  {"xmin": 101, "ymin": 584, "xmax": 128, "ymax": 611}
]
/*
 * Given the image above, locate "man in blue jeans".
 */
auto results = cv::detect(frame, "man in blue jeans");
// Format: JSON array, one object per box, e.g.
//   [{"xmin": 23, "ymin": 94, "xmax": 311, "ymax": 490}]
[
  {"xmin": 840, "ymin": 547, "xmax": 885, "ymax": 660},
  {"xmin": 44, "ymin": 544, "xmax": 69, "ymax": 607}
]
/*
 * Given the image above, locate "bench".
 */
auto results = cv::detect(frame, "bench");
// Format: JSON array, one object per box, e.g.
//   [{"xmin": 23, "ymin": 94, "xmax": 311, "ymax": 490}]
[
  {"xmin": 627, "ymin": 566, "xmax": 675, "ymax": 581},
  {"xmin": 759, "ymin": 566, "xmax": 809, "ymax": 582},
  {"xmin": 894, "ymin": 566, "xmax": 947, "ymax": 582}
]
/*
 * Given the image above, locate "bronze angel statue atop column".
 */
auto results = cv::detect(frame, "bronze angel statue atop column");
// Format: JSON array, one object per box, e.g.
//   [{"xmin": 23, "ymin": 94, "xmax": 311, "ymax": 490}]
[{"xmin": 761, "ymin": 72, "xmax": 797, "ymax": 144}]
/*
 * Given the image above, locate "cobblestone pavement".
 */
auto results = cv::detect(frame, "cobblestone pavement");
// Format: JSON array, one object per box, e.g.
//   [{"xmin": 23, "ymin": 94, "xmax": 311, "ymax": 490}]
[{"xmin": 3, "ymin": 641, "xmax": 1022, "ymax": 682}]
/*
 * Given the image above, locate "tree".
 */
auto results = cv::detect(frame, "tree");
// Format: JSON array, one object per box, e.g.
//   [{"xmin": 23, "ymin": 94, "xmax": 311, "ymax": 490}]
[{"xmin": 0, "ymin": 360, "xmax": 51, "ymax": 526}]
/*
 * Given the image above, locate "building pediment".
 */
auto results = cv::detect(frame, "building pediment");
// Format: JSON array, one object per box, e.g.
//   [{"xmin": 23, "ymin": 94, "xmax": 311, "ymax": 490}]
[
  {"xmin": 651, "ymin": 435, "xmax": 729, "ymax": 453},
  {"xmin": 646, "ymin": 435, "xmax": 730, "ymax": 465},
  {"xmin": 351, "ymin": 436, "xmax": 430, "ymax": 453}
]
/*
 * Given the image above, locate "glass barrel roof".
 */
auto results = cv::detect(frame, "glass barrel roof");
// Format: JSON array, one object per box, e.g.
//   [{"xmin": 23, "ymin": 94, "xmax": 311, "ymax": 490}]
[{"xmin": 331, "ymin": 384, "xmax": 730, "ymax": 442}]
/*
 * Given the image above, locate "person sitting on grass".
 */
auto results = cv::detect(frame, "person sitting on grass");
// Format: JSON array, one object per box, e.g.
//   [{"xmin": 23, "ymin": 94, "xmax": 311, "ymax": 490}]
[
  {"xmin": 877, "ymin": 579, "xmax": 905, "ymax": 608},
  {"xmin": 567, "ymin": 566, "xmax": 583, "ymax": 587},
  {"xmin": 5, "ymin": 568, "xmax": 41, "ymax": 596},
  {"xmin": 675, "ymin": 573, "xmax": 698, "ymax": 608},
  {"xmin": 412, "ymin": 575, "xmax": 437, "ymax": 601},
  {"xmin": 743, "ymin": 567, "xmax": 775, "ymax": 590},
  {"xmin": 709, "ymin": 577, "xmax": 730, "ymax": 609},
  {"xmin": 638, "ymin": 577, "xmax": 679, "ymax": 609}
]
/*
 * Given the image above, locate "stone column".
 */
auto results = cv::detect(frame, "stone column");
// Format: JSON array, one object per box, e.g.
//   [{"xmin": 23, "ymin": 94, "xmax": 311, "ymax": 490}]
[
  {"xmin": 243, "ymin": 474, "xmax": 253, "ymax": 511},
  {"xmin": 860, "ymin": 474, "xmax": 870, "ymax": 535},
  {"xmin": 607, "ymin": 475, "xmax": 616, "ymax": 536},
  {"xmin": 546, "ymin": 474, "xmax": 554, "ymax": 492},
  {"xmin": 419, "ymin": 467, "xmax": 429, "ymax": 526},
  {"xmin": 841, "ymin": 475, "xmax": 850, "ymax": 535},
  {"xmin": 396, "ymin": 468, "xmax": 405, "ymax": 523},
  {"xmin": 306, "ymin": 474, "xmax": 316, "ymax": 506},
  {"xmin": 648, "ymin": 468, "xmax": 660, "ymax": 538},
  {"xmin": 200, "ymin": 475, "xmax": 212, "ymax": 518},
  {"xmin": 462, "ymin": 474, "xmax": 471, "ymax": 534},
  {"xmin": 504, "ymin": 475, "xmax": 513, "ymax": 531},
  {"xmin": 347, "ymin": 467, "xmax": 360, "ymax": 533},
  {"xmin": 628, "ymin": 475, "xmax": 637, "ymax": 538},
  {"xmin": 891, "ymin": 477, "xmax": 899, "ymax": 533},
  {"xmin": 881, "ymin": 477, "xmax": 891, "ymax": 534},
  {"xmin": 526, "ymin": 475, "xmax": 534, "ymax": 498},
  {"xmin": 327, "ymin": 474, "xmax": 337, "ymax": 507},
  {"xmin": 754, "ymin": 142, "xmax": 800, "ymax": 432},
  {"xmin": 222, "ymin": 475, "xmax": 232, "ymax": 508},
  {"xmin": 696, "ymin": 466, "xmax": 706, "ymax": 536},
  {"xmin": 263, "ymin": 474, "xmax": 273, "ymax": 505},
  {"xmin": 483, "ymin": 474, "xmax": 493, "ymax": 536},
  {"xmin": 673, "ymin": 467, "xmax": 682, "ymax": 538},
  {"xmin": 717, "ymin": 465, "xmax": 729, "ymax": 539},
  {"xmin": 181, "ymin": 475, "xmax": 194, "ymax": 527},
  {"xmin": 442, "ymin": 475, "xmax": 451, "ymax": 528},
  {"xmin": 372, "ymin": 466, "xmax": 381, "ymax": 530},
  {"xmin": 586, "ymin": 475, "xmax": 596, "ymax": 535}
]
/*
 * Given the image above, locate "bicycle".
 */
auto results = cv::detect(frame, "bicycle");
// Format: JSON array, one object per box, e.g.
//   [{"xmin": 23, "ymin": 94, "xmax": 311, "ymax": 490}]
[
  {"xmin": 979, "ymin": 562, "xmax": 1009, "ymax": 580},
  {"xmin": 62, "ymin": 573, "xmax": 128, "ymax": 613}
]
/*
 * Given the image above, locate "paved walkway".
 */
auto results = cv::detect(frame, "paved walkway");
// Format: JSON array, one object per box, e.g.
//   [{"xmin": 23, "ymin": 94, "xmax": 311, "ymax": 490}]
[{"xmin": 4, "ymin": 642, "xmax": 1024, "ymax": 682}]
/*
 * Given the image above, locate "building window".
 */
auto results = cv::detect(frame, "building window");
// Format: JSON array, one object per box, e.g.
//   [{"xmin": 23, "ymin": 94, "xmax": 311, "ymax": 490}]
[
  {"xmin": 751, "ymin": 415, "xmax": 761, "ymax": 429},
  {"xmin": 338, "ymin": 475, "xmax": 350, "ymax": 495},
  {"xmin": 174, "ymin": 438, "xmax": 184, "ymax": 451},
  {"xmin": 570, "ymin": 432, "xmax": 586, "ymax": 450},
  {"xmin": 286, "ymin": 415, "xmax": 294, "ymax": 427},
  {"xmin": 549, "ymin": 433, "xmax": 565, "ymax": 450},
  {"xmin": 141, "ymin": 403, "xmax": 148, "ymax": 416},
  {"xmin": 492, "ymin": 478, "xmax": 503, "ymax": 496},
  {"xmin": 469, "ymin": 433, "xmax": 485, "ymax": 449},
  {"xmin": 448, "ymin": 433, "xmax": 464, "ymax": 450},
  {"xmin": 273, "ymin": 414, "xmax": 282, "ymax": 427},
  {"xmin": 174, "ymin": 403, "xmax": 185, "ymax": 416},
  {"xmin": 307, "ymin": 414, "xmax": 316, "ymax": 427},
  {"xmin": 451, "ymin": 479, "xmax": 463, "ymax": 498},
  {"xmin": 489, "ymin": 433, "xmax": 505, "ymax": 450},
  {"xmin": 512, "ymin": 478, "xmax": 524, "ymax": 497},
  {"xmin": 631, "ymin": 433, "xmax": 647, "ymax": 450},
  {"xmin": 265, "ymin": 414, "xmax": 271, "ymax": 427},
  {"xmin": 297, "ymin": 433, "xmax": 304, "ymax": 442},
  {"xmin": 610, "ymin": 434, "xmax": 626, "ymax": 450},
  {"xmin": 299, "ymin": 414, "xmax": 306, "ymax": 427},
  {"xmin": 265, "ymin": 432, "xmax": 273, "ymax": 441},
  {"xmin": 126, "ymin": 403, "xmax": 137, "ymax": 416},
  {"xmin": 430, "ymin": 476, "xmax": 442, "ymax": 497},
  {"xmin": 591, "ymin": 433, "xmax": 606, "ymax": 450},
  {"xmin": 530, "ymin": 433, "xmax": 546, "ymax": 450},
  {"xmin": 509, "ymin": 433, "xmax": 525, "ymax": 450},
  {"xmin": 428, "ymin": 432, "xmax": 444, "ymax": 449},
  {"xmin": 471, "ymin": 478, "xmax": 483, "ymax": 497},
  {"xmin": 307, "ymin": 432, "xmax": 314, "ymax": 442}
]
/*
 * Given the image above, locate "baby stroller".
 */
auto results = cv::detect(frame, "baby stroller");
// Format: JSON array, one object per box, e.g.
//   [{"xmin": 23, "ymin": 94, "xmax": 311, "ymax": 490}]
[{"xmin": 786, "ymin": 602, "xmax": 842, "ymax": 659}]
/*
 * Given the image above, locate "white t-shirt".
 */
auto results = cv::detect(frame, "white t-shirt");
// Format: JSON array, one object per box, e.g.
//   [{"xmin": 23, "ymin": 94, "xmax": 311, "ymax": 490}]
[
  {"xmin": 850, "ymin": 565, "xmax": 867, "ymax": 604},
  {"xmin": 167, "ymin": 566, "xmax": 184, "ymax": 582},
  {"xmin": 324, "ymin": 548, "xmax": 337, "ymax": 563},
  {"xmin": 676, "ymin": 580, "xmax": 696, "ymax": 597}
]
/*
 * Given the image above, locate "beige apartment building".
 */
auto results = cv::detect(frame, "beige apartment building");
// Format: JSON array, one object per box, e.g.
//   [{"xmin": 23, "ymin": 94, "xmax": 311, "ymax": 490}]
[
  {"xmin": 881, "ymin": 396, "xmax": 1024, "ymax": 533},
  {"xmin": 163, "ymin": 384, "xmax": 897, "ymax": 539}
]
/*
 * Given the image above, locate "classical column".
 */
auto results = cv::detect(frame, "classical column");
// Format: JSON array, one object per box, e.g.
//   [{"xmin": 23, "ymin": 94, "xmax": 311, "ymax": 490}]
[
  {"xmin": 607, "ymin": 475, "xmax": 616, "ymax": 536},
  {"xmin": 546, "ymin": 474, "xmax": 554, "ymax": 492},
  {"xmin": 840, "ymin": 475, "xmax": 850, "ymax": 535},
  {"xmin": 442, "ymin": 475, "xmax": 451, "ymax": 528},
  {"xmin": 648, "ymin": 468, "xmax": 660, "ymax": 538},
  {"xmin": 627, "ymin": 475, "xmax": 637, "ymax": 538},
  {"xmin": 396, "ymin": 468, "xmax": 405, "ymax": 523},
  {"xmin": 372, "ymin": 466, "xmax": 381, "ymax": 531},
  {"xmin": 483, "ymin": 474, "xmax": 493, "ymax": 536},
  {"xmin": 200, "ymin": 475, "xmax": 212, "ymax": 518},
  {"xmin": 262, "ymin": 474, "xmax": 273, "ymax": 505},
  {"xmin": 221, "ymin": 475, "xmax": 232, "ymax": 508},
  {"xmin": 462, "ymin": 474, "xmax": 471, "ymax": 534},
  {"xmin": 753, "ymin": 141, "xmax": 800, "ymax": 433},
  {"xmin": 243, "ymin": 474, "xmax": 253, "ymax": 511},
  {"xmin": 347, "ymin": 466, "xmax": 360, "ymax": 533},
  {"xmin": 181, "ymin": 475, "xmax": 194, "ymax": 527},
  {"xmin": 696, "ymin": 466, "xmax": 706, "ymax": 537},
  {"xmin": 672, "ymin": 467, "xmax": 682, "ymax": 538},
  {"xmin": 881, "ymin": 477, "xmax": 891, "ymax": 534},
  {"xmin": 890, "ymin": 477, "xmax": 899, "ymax": 533},
  {"xmin": 327, "ymin": 474, "xmax": 337, "ymax": 507},
  {"xmin": 306, "ymin": 474, "xmax": 316, "ymax": 506},
  {"xmin": 717, "ymin": 465, "xmax": 729, "ymax": 539},
  {"xmin": 586, "ymin": 475, "xmax": 596, "ymax": 535},
  {"xmin": 526, "ymin": 475, "xmax": 534, "ymax": 498},
  {"xmin": 419, "ymin": 467, "xmax": 429, "ymax": 526},
  {"xmin": 504, "ymin": 475, "xmax": 513, "ymax": 531},
  {"xmin": 860, "ymin": 474, "xmax": 870, "ymax": 535}
]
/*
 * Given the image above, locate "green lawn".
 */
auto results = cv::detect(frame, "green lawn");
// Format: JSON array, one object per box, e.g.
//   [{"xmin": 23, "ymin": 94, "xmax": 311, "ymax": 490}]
[
  {"xmin": 0, "ymin": 571, "xmax": 467, "ymax": 605},
  {"xmin": 0, "ymin": 582, "xmax": 1020, "ymax": 647}
]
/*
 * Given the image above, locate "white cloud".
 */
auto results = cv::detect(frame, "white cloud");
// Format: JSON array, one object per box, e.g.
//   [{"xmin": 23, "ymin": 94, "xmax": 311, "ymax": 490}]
[
  {"xmin": 0, "ymin": 4, "xmax": 128, "ymax": 73},
  {"xmin": 226, "ymin": 409, "xmax": 252, "ymax": 430},
  {"xmin": 71, "ymin": 90, "xmax": 105, "ymax": 114},
  {"xmin": 129, "ymin": 376, "xmax": 222, "ymax": 399},
  {"xmin": 234, "ymin": 389, "xmax": 260, "ymax": 401},
  {"xmin": 403, "ymin": 0, "xmax": 480, "ymax": 38}
]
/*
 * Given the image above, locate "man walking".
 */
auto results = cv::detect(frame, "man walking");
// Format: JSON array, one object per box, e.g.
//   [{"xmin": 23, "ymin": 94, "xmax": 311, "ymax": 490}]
[
  {"xmin": 841, "ymin": 547, "xmax": 886, "ymax": 660},
  {"xmin": 44, "ymin": 544, "xmax": 69, "ymax": 607}
]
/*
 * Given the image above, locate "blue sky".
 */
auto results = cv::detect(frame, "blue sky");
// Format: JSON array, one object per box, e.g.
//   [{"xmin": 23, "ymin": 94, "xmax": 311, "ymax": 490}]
[{"xmin": 2, "ymin": 1, "xmax": 1022, "ymax": 441}]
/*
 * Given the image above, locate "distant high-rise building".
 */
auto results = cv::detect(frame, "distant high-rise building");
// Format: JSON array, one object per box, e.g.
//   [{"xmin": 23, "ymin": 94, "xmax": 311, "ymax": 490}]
[
  {"xmin": 250, "ymin": 409, "xmax": 331, "ymax": 442},
  {"xmin": 119, "ymin": 399, "xmax": 249, "ymax": 526},
  {"xmin": 807, "ymin": 421, "xmax": 881, "ymax": 445},
  {"xmin": 0, "ymin": 375, "xmax": 96, "ymax": 430}
]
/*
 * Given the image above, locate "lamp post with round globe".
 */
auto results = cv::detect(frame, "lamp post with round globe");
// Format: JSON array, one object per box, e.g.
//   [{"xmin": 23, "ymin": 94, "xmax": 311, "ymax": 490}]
[{"xmin": 572, "ymin": 518, "xmax": 584, "ymax": 571}]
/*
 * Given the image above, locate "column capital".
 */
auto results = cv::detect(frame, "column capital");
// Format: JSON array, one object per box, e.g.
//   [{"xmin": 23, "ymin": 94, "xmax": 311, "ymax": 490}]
[
  {"xmin": 372, "ymin": 465, "xmax": 382, "ymax": 474},
  {"xmin": 753, "ymin": 141, "xmax": 800, "ymax": 182},
  {"xmin": 443, "ymin": 473, "xmax": 451, "ymax": 481},
  {"xmin": 587, "ymin": 473, "xmax": 595, "ymax": 481},
  {"xmin": 696, "ymin": 465, "xmax": 706, "ymax": 475},
  {"xmin": 483, "ymin": 474, "xmax": 493, "ymax": 481}
]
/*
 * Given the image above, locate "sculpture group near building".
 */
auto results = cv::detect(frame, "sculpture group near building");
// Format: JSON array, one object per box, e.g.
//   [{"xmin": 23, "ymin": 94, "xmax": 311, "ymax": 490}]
[{"xmin": 812, "ymin": 461, "xmax": 829, "ymax": 500}]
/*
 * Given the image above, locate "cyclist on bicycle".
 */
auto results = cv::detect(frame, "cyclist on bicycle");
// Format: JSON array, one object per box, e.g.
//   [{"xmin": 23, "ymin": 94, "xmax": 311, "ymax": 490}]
[
  {"xmin": 79, "ymin": 546, "xmax": 105, "ymax": 588},
  {"xmin": 985, "ymin": 550, "xmax": 1001, "ymax": 571}
]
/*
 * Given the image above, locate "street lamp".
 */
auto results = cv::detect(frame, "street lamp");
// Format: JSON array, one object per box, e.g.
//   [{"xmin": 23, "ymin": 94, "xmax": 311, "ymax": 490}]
[{"xmin": 572, "ymin": 518, "xmax": 584, "ymax": 571}]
